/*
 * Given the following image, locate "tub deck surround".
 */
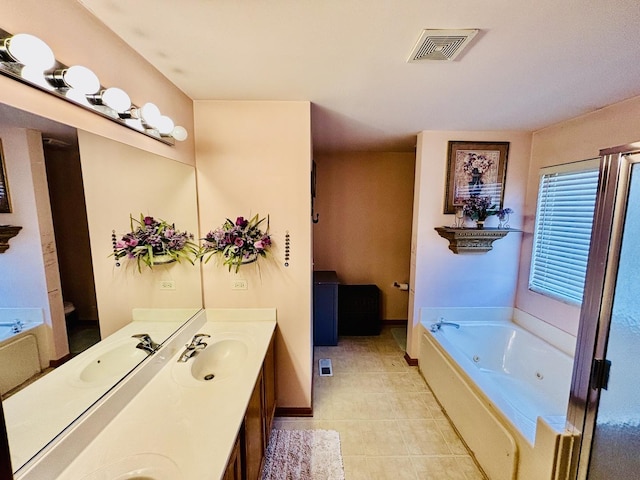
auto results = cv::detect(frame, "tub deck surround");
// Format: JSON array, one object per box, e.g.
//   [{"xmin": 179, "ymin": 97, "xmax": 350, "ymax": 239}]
[
  {"xmin": 0, "ymin": 308, "xmax": 46, "ymax": 395},
  {"xmin": 50, "ymin": 310, "xmax": 277, "ymax": 480},
  {"xmin": 418, "ymin": 308, "xmax": 575, "ymax": 480}
]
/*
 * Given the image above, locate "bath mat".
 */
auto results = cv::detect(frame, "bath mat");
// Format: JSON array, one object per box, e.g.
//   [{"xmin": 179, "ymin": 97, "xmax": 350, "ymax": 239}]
[
  {"xmin": 391, "ymin": 326, "xmax": 407, "ymax": 351},
  {"xmin": 261, "ymin": 429, "xmax": 345, "ymax": 480}
]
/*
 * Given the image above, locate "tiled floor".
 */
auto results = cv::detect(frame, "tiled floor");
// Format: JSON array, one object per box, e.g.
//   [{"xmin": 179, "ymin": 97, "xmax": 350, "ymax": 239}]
[{"xmin": 273, "ymin": 326, "xmax": 487, "ymax": 480}]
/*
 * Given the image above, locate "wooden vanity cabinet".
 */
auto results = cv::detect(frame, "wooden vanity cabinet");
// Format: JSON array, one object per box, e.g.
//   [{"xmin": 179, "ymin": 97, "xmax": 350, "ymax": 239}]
[{"xmin": 224, "ymin": 332, "xmax": 276, "ymax": 480}]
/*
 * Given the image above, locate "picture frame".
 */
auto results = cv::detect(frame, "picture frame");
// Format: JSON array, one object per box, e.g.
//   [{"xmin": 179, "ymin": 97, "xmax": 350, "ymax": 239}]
[
  {"xmin": 0, "ymin": 140, "xmax": 11, "ymax": 214},
  {"xmin": 444, "ymin": 140, "xmax": 509, "ymax": 214}
]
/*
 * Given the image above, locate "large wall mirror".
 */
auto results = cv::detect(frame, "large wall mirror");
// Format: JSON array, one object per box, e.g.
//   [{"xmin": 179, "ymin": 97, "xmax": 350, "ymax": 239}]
[{"xmin": 0, "ymin": 103, "xmax": 203, "ymax": 475}]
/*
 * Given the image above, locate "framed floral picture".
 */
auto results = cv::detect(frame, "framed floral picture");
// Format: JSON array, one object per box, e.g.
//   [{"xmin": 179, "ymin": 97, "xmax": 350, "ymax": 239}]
[
  {"xmin": 444, "ymin": 140, "xmax": 509, "ymax": 214},
  {"xmin": 0, "ymin": 140, "xmax": 11, "ymax": 214}
]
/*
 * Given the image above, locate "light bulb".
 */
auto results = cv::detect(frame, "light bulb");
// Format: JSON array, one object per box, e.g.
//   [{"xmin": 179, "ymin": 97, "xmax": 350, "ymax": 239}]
[
  {"xmin": 172, "ymin": 125, "xmax": 188, "ymax": 141},
  {"xmin": 101, "ymin": 87, "xmax": 131, "ymax": 113},
  {"xmin": 3, "ymin": 33, "xmax": 55, "ymax": 70},
  {"xmin": 139, "ymin": 102, "xmax": 161, "ymax": 128},
  {"xmin": 20, "ymin": 66, "xmax": 55, "ymax": 90},
  {"xmin": 157, "ymin": 115, "xmax": 175, "ymax": 135},
  {"xmin": 65, "ymin": 88, "xmax": 91, "ymax": 106},
  {"xmin": 62, "ymin": 65, "xmax": 100, "ymax": 94}
]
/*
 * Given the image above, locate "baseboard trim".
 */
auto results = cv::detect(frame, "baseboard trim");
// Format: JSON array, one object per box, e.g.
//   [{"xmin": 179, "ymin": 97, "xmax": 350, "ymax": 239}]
[
  {"xmin": 275, "ymin": 407, "xmax": 313, "ymax": 417},
  {"xmin": 383, "ymin": 319, "xmax": 408, "ymax": 326},
  {"xmin": 404, "ymin": 352, "xmax": 418, "ymax": 366}
]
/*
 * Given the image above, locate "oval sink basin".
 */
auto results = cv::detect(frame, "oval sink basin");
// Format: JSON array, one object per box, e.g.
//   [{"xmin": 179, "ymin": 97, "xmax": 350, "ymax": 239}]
[
  {"xmin": 190, "ymin": 339, "xmax": 249, "ymax": 382},
  {"xmin": 72, "ymin": 341, "xmax": 148, "ymax": 387}
]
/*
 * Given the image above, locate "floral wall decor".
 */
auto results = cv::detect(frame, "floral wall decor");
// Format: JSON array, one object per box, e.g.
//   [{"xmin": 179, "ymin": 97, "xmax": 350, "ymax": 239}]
[
  {"xmin": 200, "ymin": 214, "xmax": 272, "ymax": 272},
  {"xmin": 111, "ymin": 214, "xmax": 199, "ymax": 270},
  {"xmin": 444, "ymin": 141, "xmax": 509, "ymax": 214}
]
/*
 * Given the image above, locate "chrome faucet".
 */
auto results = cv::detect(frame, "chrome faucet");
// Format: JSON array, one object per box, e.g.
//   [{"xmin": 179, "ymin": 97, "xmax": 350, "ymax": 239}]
[
  {"xmin": 131, "ymin": 333, "xmax": 161, "ymax": 355},
  {"xmin": 11, "ymin": 320, "xmax": 24, "ymax": 334},
  {"xmin": 177, "ymin": 333, "xmax": 210, "ymax": 362},
  {"xmin": 429, "ymin": 317, "xmax": 461, "ymax": 332}
]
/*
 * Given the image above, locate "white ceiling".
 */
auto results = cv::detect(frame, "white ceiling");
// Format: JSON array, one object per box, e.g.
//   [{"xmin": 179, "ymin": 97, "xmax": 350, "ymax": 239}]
[{"xmin": 77, "ymin": 0, "xmax": 640, "ymax": 153}]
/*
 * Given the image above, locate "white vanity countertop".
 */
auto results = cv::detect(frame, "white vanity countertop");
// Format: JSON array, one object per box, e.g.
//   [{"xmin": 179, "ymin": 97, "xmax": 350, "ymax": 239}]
[{"xmin": 54, "ymin": 313, "xmax": 277, "ymax": 480}]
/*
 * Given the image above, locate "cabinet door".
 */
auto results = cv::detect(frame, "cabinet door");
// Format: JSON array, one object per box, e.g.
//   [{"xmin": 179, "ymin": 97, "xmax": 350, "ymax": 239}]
[
  {"xmin": 243, "ymin": 371, "xmax": 265, "ymax": 480},
  {"xmin": 223, "ymin": 434, "xmax": 242, "ymax": 480},
  {"xmin": 263, "ymin": 334, "xmax": 276, "ymax": 442}
]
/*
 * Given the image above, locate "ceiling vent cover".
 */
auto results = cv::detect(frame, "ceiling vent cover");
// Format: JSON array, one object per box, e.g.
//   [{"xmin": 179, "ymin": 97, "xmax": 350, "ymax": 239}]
[{"xmin": 407, "ymin": 29, "xmax": 479, "ymax": 62}]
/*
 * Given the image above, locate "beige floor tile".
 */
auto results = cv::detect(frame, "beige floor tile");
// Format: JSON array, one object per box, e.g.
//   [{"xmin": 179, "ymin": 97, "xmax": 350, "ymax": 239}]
[
  {"xmin": 276, "ymin": 327, "xmax": 480, "ymax": 480},
  {"xmin": 398, "ymin": 419, "xmax": 452, "ymax": 456},
  {"xmin": 364, "ymin": 456, "xmax": 418, "ymax": 480},
  {"xmin": 411, "ymin": 456, "xmax": 468, "ymax": 479},
  {"xmin": 360, "ymin": 420, "xmax": 409, "ymax": 456}
]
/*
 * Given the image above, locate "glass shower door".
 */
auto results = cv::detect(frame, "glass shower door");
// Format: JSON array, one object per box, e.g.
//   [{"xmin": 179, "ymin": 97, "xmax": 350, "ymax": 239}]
[{"xmin": 587, "ymin": 157, "xmax": 640, "ymax": 478}]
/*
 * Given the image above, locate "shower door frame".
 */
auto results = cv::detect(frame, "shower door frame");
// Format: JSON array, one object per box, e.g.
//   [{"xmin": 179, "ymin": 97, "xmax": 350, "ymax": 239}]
[{"xmin": 568, "ymin": 141, "xmax": 640, "ymax": 479}]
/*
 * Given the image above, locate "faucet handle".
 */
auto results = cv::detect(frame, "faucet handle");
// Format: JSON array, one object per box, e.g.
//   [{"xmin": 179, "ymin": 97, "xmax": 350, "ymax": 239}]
[
  {"xmin": 132, "ymin": 333, "xmax": 160, "ymax": 350},
  {"xmin": 192, "ymin": 333, "xmax": 210, "ymax": 344}
]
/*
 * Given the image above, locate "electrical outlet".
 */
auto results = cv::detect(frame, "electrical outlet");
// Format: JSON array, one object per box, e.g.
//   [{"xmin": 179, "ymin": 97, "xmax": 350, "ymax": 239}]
[
  {"xmin": 231, "ymin": 279, "xmax": 248, "ymax": 290},
  {"xmin": 159, "ymin": 280, "xmax": 176, "ymax": 290}
]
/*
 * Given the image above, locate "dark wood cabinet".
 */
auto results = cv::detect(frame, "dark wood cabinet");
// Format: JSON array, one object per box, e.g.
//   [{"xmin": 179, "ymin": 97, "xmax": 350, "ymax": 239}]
[
  {"xmin": 225, "ymin": 331, "xmax": 276, "ymax": 480},
  {"xmin": 223, "ymin": 434, "xmax": 242, "ymax": 480}
]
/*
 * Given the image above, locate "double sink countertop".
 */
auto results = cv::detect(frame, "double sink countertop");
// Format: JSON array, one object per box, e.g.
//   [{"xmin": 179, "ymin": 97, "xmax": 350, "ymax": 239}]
[{"xmin": 43, "ymin": 309, "xmax": 276, "ymax": 480}]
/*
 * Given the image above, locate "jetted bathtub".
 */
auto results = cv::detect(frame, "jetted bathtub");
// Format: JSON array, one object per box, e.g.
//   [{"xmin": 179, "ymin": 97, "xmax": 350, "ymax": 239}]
[{"xmin": 419, "ymin": 312, "xmax": 576, "ymax": 480}]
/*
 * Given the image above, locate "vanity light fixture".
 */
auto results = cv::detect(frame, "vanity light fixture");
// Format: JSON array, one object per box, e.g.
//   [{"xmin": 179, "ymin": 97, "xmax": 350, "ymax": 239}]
[
  {"xmin": 171, "ymin": 125, "xmax": 188, "ymax": 141},
  {"xmin": 0, "ymin": 33, "xmax": 55, "ymax": 70},
  {"xmin": 46, "ymin": 65, "xmax": 100, "ymax": 94},
  {"xmin": 157, "ymin": 115, "xmax": 175, "ymax": 136},
  {"xmin": 87, "ymin": 87, "xmax": 132, "ymax": 113},
  {"xmin": 0, "ymin": 26, "xmax": 189, "ymax": 145}
]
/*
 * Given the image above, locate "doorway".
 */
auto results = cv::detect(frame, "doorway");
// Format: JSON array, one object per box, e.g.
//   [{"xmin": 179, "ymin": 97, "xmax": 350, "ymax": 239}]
[{"xmin": 43, "ymin": 137, "xmax": 100, "ymax": 356}]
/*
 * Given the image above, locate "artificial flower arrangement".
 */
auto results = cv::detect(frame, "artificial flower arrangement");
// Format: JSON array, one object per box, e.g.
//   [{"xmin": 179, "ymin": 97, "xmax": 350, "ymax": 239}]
[
  {"xmin": 460, "ymin": 196, "xmax": 513, "ymax": 227},
  {"xmin": 112, "ymin": 214, "xmax": 199, "ymax": 270},
  {"xmin": 462, "ymin": 152, "xmax": 494, "ymax": 176},
  {"xmin": 461, "ymin": 196, "xmax": 498, "ymax": 221},
  {"xmin": 200, "ymin": 214, "xmax": 272, "ymax": 272}
]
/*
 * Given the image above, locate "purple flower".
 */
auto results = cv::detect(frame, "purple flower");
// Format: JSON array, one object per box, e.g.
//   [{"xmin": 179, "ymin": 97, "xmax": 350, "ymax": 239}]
[
  {"xmin": 236, "ymin": 216, "xmax": 248, "ymax": 228},
  {"xmin": 143, "ymin": 216, "xmax": 154, "ymax": 226},
  {"xmin": 234, "ymin": 237, "xmax": 244, "ymax": 247}
]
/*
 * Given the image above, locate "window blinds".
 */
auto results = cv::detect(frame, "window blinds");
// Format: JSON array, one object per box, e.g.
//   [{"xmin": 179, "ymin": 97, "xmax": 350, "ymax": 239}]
[{"xmin": 529, "ymin": 162, "xmax": 600, "ymax": 305}]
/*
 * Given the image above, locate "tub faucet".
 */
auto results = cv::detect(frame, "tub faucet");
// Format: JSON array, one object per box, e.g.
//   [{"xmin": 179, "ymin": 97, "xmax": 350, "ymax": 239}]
[
  {"xmin": 177, "ymin": 333, "xmax": 210, "ymax": 363},
  {"xmin": 11, "ymin": 320, "xmax": 24, "ymax": 334},
  {"xmin": 430, "ymin": 318, "xmax": 460, "ymax": 332},
  {"xmin": 132, "ymin": 333, "xmax": 161, "ymax": 355}
]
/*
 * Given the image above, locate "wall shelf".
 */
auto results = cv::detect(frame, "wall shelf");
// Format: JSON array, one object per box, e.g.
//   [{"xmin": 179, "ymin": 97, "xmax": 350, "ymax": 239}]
[
  {"xmin": 434, "ymin": 226, "xmax": 518, "ymax": 254},
  {"xmin": 0, "ymin": 225, "xmax": 22, "ymax": 253}
]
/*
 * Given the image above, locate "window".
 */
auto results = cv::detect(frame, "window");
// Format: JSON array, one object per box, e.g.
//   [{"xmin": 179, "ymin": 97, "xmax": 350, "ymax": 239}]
[{"xmin": 529, "ymin": 159, "xmax": 600, "ymax": 305}]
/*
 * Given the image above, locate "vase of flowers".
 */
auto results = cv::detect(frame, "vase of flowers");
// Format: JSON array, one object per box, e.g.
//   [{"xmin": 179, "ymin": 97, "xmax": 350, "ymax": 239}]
[
  {"xmin": 461, "ymin": 196, "xmax": 500, "ymax": 229},
  {"xmin": 497, "ymin": 208, "xmax": 513, "ymax": 229},
  {"xmin": 112, "ymin": 214, "xmax": 199, "ymax": 270},
  {"xmin": 200, "ymin": 214, "xmax": 272, "ymax": 272}
]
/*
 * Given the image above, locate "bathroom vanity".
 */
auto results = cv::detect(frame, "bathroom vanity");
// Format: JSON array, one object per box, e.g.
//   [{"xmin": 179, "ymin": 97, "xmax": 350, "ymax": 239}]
[{"xmin": 12, "ymin": 308, "xmax": 277, "ymax": 480}]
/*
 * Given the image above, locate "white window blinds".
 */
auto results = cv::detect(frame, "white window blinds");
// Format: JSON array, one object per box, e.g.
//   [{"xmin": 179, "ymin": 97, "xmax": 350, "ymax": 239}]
[{"xmin": 529, "ymin": 160, "xmax": 600, "ymax": 305}]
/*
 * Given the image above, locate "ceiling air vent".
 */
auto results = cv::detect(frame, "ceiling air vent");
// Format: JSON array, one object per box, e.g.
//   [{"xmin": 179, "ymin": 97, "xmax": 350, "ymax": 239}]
[{"xmin": 407, "ymin": 29, "xmax": 479, "ymax": 62}]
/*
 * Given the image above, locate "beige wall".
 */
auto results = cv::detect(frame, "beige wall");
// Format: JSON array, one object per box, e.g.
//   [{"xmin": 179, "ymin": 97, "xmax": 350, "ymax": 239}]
[
  {"xmin": 2, "ymin": 0, "xmax": 195, "ymax": 167},
  {"xmin": 194, "ymin": 100, "xmax": 313, "ymax": 410},
  {"xmin": 408, "ymin": 130, "xmax": 532, "ymax": 357},
  {"xmin": 78, "ymin": 131, "xmax": 202, "ymax": 338},
  {"xmin": 313, "ymin": 151, "xmax": 415, "ymax": 320},
  {"xmin": 515, "ymin": 95, "xmax": 640, "ymax": 336}
]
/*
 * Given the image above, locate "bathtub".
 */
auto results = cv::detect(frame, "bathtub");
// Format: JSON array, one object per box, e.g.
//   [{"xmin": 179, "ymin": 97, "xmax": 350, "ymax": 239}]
[
  {"xmin": 0, "ymin": 309, "xmax": 45, "ymax": 396},
  {"xmin": 419, "ymin": 309, "xmax": 576, "ymax": 480}
]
